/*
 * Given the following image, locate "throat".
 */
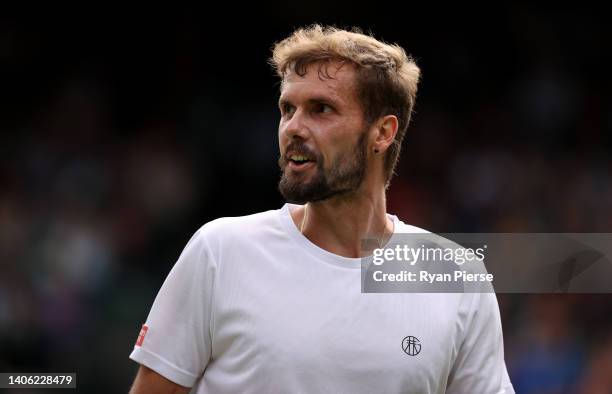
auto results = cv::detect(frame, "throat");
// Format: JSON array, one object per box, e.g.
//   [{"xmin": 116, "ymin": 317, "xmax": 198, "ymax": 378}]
[{"xmin": 294, "ymin": 204, "xmax": 393, "ymax": 259}]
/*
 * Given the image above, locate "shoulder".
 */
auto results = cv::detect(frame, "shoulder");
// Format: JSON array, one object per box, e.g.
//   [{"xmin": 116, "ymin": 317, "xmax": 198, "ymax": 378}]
[
  {"xmin": 192, "ymin": 207, "xmax": 282, "ymax": 250},
  {"xmin": 200, "ymin": 207, "xmax": 280, "ymax": 234},
  {"xmin": 170, "ymin": 208, "xmax": 282, "ymax": 271},
  {"xmin": 392, "ymin": 218, "xmax": 492, "ymax": 290},
  {"xmin": 394, "ymin": 220, "xmax": 430, "ymax": 234}
]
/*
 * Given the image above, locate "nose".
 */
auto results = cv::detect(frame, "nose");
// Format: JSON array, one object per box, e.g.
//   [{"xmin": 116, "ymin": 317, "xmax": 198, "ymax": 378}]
[{"xmin": 281, "ymin": 108, "xmax": 309, "ymax": 141}]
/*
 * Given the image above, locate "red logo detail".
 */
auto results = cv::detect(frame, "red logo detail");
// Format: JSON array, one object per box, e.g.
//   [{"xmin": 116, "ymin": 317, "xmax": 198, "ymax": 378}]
[{"xmin": 136, "ymin": 324, "xmax": 148, "ymax": 347}]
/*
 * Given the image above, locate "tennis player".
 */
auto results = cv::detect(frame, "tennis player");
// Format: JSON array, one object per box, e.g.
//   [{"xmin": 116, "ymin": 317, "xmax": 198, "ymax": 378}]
[{"xmin": 128, "ymin": 25, "xmax": 514, "ymax": 394}]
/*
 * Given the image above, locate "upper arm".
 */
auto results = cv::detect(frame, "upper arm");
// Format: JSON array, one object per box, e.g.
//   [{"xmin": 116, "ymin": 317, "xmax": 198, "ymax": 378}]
[
  {"xmin": 128, "ymin": 227, "xmax": 217, "ymax": 388},
  {"xmin": 129, "ymin": 365, "xmax": 191, "ymax": 394}
]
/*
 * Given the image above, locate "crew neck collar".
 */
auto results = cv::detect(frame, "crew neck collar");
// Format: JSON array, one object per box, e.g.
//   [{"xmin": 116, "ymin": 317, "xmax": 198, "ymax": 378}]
[{"xmin": 278, "ymin": 203, "xmax": 401, "ymax": 269}]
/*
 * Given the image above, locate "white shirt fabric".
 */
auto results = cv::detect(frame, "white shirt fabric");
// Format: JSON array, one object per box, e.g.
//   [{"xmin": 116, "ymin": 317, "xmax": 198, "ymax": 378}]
[{"xmin": 129, "ymin": 203, "xmax": 514, "ymax": 393}]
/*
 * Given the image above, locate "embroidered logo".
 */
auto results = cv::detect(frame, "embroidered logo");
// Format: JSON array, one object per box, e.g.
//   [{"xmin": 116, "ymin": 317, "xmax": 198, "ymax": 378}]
[
  {"xmin": 136, "ymin": 324, "xmax": 148, "ymax": 347},
  {"xmin": 402, "ymin": 336, "xmax": 421, "ymax": 356}
]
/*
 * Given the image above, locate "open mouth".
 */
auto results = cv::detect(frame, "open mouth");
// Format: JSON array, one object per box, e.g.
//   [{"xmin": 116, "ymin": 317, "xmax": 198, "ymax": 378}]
[{"xmin": 287, "ymin": 154, "xmax": 315, "ymax": 170}]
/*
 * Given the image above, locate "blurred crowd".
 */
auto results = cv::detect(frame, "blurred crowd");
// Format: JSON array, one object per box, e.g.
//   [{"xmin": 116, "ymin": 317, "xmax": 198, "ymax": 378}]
[{"xmin": 1, "ymin": 7, "xmax": 611, "ymax": 393}]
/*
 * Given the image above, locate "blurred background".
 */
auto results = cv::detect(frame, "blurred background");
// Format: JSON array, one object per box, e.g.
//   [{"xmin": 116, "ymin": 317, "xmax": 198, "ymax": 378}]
[{"xmin": 1, "ymin": 4, "xmax": 611, "ymax": 393}]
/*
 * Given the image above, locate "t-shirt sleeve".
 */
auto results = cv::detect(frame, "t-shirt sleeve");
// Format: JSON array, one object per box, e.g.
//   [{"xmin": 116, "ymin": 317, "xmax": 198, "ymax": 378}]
[
  {"xmin": 446, "ymin": 291, "xmax": 515, "ymax": 394},
  {"xmin": 129, "ymin": 227, "xmax": 216, "ymax": 388}
]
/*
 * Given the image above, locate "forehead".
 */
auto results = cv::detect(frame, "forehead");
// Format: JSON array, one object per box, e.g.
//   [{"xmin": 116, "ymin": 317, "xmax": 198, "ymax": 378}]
[{"xmin": 280, "ymin": 61, "xmax": 358, "ymax": 104}]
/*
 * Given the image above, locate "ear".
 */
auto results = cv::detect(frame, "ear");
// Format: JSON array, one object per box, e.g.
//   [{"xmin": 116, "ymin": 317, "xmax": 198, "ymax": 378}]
[{"xmin": 372, "ymin": 115, "xmax": 398, "ymax": 154}]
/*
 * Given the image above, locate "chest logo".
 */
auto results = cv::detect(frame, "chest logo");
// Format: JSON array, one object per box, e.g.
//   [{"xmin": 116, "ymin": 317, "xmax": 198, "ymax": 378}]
[{"xmin": 401, "ymin": 336, "xmax": 421, "ymax": 356}]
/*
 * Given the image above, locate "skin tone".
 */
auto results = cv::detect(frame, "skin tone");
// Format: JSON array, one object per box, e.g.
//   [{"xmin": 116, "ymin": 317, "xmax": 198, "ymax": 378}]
[
  {"xmin": 278, "ymin": 60, "xmax": 399, "ymax": 258},
  {"xmin": 129, "ymin": 59, "xmax": 401, "ymax": 393},
  {"xmin": 129, "ymin": 365, "xmax": 190, "ymax": 394}
]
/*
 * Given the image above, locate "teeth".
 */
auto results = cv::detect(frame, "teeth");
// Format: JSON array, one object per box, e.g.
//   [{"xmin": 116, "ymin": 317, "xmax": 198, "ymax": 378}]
[{"xmin": 290, "ymin": 155, "xmax": 309, "ymax": 162}]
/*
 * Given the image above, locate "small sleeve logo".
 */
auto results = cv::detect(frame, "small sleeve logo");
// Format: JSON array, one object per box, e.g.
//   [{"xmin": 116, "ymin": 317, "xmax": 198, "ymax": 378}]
[{"xmin": 135, "ymin": 324, "xmax": 148, "ymax": 347}]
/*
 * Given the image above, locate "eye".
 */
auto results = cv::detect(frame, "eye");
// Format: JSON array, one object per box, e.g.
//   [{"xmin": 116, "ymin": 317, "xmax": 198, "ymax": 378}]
[
  {"xmin": 279, "ymin": 103, "xmax": 295, "ymax": 117},
  {"xmin": 315, "ymin": 103, "xmax": 333, "ymax": 114},
  {"xmin": 280, "ymin": 103, "xmax": 295, "ymax": 117}
]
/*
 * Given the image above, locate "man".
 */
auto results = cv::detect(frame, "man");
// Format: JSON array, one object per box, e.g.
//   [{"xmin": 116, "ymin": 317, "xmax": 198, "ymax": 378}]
[{"xmin": 128, "ymin": 25, "xmax": 514, "ymax": 393}]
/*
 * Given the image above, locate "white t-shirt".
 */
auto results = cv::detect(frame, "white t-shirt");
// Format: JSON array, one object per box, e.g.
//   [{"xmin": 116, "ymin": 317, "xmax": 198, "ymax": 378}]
[{"xmin": 129, "ymin": 203, "xmax": 514, "ymax": 394}]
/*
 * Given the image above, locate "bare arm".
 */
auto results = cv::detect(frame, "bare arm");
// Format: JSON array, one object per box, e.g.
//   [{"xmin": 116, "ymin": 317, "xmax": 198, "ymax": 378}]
[{"xmin": 129, "ymin": 365, "xmax": 191, "ymax": 394}]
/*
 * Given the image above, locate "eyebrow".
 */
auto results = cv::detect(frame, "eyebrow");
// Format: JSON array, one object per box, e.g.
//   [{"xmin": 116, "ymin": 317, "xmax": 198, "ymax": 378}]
[{"xmin": 278, "ymin": 96, "xmax": 341, "ymax": 108}]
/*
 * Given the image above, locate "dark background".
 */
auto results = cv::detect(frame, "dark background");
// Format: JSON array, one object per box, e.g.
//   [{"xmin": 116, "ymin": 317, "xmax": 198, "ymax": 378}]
[{"xmin": 1, "ymin": 5, "xmax": 611, "ymax": 393}]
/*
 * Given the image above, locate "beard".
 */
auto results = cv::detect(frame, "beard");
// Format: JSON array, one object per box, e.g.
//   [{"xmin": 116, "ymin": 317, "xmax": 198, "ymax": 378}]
[{"xmin": 278, "ymin": 130, "xmax": 369, "ymax": 204}]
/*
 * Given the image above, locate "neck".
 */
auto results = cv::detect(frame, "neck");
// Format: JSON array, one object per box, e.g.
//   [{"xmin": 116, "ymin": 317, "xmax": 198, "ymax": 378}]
[{"xmin": 290, "ymin": 187, "xmax": 394, "ymax": 258}]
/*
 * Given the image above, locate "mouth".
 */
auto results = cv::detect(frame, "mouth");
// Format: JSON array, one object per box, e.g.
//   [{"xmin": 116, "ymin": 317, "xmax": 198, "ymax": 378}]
[{"xmin": 286, "ymin": 153, "xmax": 316, "ymax": 171}]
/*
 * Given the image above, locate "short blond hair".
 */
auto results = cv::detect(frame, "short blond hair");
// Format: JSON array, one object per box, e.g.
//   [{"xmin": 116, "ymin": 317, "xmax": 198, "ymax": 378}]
[{"xmin": 270, "ymin": 24, "xmax": 421, "ymax": 185}]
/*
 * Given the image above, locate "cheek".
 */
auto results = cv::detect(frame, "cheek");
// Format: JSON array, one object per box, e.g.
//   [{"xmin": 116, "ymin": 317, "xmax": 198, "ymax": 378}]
[
  {"xmin": 278, "ymin": 124, "xmax": 287, "ymax": 148},
  {"xmin": 328, "ymin": 126, "xmax": 365, "ymax": 160}
]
